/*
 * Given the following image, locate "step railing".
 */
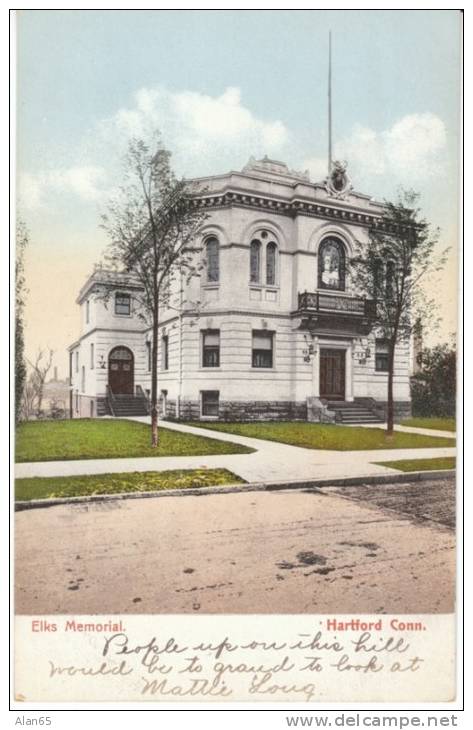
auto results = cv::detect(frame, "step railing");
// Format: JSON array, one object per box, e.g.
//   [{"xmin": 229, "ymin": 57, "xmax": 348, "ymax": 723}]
[
  {"xmin": 135, "ymin": 385, "xmax": 151, "ymax": 415},
  {"xmin": 106, "ymin": 385, "xmax": 117, "ymax": 416}
]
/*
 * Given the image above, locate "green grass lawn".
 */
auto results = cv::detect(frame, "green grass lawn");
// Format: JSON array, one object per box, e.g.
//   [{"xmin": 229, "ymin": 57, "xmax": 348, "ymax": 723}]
[
  {"xmin": 15, "ymin": 468, "xmax": 244, "ymax": 501},
  {"xmin": 401, "ymin": 417, "xmax": 456, "ymax": 432},
  {"xmin": 375, "ymin": 457, "xmax": 456, "ymax": 472},
  {"xmin": 186, "ymin": 421, "xmax": 456, "ymax": 451},
  {"xmin": 15, "ymin": 419, "xmax": 254, "ymax": 463}
]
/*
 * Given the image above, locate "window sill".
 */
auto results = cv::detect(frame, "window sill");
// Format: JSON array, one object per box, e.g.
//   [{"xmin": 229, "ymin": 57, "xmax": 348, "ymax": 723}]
[
  {"xmin": 200, "ymin": 415, "xmax": 219, "ymax": 420},
  {"xmin": 249, "ymin": 284, "xmax": 280, "ymax": 290},
  {"xmin": 316, "ymin": 288, "xmax": 349, "ymax": 296},
  {"xmin": 199, "ymin": 367, "xmax": 222, "ymax": 371}
]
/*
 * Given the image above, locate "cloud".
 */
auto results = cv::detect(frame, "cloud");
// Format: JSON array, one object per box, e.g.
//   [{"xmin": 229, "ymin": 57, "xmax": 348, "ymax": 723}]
[
  {"xmin": 97, "ymin": 85, "xmax": 289, "ymax": 176},
  {"xmin": 19, "ymin": 87, "xmax": 290, "ymax": 209},
  {"xmin": 20, "ymin": 90, "xmax": 446, "ymax": 211},
  {"xmin": 303, "ymin": 156, "xmax": 330, "ymax": 182},
  {"xmin": 332, "ymin": 113, "xmax": 447, "ymax": 182},
  {"xmin": 18, "ymin": 165, "xmax": 106, "ymax": 210}
]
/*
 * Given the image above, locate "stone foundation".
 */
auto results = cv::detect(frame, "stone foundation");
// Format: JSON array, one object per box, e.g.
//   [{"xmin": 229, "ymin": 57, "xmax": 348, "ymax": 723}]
[
  {"xmin": 356, "ymin": 398, "xmax": 411, "ymax": 423},
  {"xmin": 161, "ymin": 398, "xmax": 412, "ymax": 423},
  {"xmin": 307, "ymin": 397, "xmax": 336, "ymax": 423},
  {"xmin": 165, "ymin": 400, "xmax": 307, "ymax": 422}
]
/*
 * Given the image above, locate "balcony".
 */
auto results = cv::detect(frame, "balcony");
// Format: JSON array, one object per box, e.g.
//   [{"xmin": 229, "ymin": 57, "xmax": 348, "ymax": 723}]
[{"xmin": 296, "ymin": 291, "xmax": 376, "ymax": 335}]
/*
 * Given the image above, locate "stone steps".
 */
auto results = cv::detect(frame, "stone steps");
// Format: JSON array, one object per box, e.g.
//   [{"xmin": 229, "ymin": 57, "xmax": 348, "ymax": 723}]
[
  {"xmin": 325, "ymin": 400, "xmax": 383, "ymax": 425},
  {"xmin": 108, "ymin": 395, "xmax": 149, "ymax": 418}
]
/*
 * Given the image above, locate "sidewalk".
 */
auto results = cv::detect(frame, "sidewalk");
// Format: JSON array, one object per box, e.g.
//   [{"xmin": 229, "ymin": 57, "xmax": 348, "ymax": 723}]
[
  {"xmin": 346, "ymin": 422, "xmax": 456, "ymax": 439},
  {"xmin": 15, "ymin": 417, "xmax": 456, "ymax": 483}
]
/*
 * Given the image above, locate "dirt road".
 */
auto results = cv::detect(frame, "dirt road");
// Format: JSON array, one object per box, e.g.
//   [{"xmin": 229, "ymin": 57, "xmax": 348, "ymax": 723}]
[{"xmin": 15, "ymin": 477, "xmax": 455, "ymax": 614}]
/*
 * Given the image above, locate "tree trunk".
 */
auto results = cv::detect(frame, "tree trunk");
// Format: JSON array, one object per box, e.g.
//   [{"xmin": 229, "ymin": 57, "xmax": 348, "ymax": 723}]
[
  {"xmin": 37, "ymin": 382, "xmax": 44, "ymax": 414},
  {"xmin": 150, "ymin": 299, "xmax": 159, "ymax": 448},
  {"xmin": 387, "ymin": 341, "xmax": 396, "ymax": 436}
]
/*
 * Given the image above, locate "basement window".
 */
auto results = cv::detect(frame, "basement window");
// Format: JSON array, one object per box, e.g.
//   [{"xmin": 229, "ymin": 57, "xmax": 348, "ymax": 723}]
[{"xmin": 201, "ymin": 390, "xmax": 219, "ymax": 417}]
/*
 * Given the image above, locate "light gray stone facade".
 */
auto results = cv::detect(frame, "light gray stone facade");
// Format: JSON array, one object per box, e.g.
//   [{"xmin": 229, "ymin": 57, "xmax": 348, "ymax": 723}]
[{"xmin": 68, "ymin": 157, "xmax": 411, "ymax": 421}]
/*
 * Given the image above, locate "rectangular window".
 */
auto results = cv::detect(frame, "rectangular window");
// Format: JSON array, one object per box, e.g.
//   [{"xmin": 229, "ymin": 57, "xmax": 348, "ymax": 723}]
[
  {"xmin": 146, "ymin": 341, "xmax": 152, "ymax": 371},
  {"xmin": 86, "ymin": 300, "xmax": 90, "ymax": 324},
  {"xmin": 202, "ymin": 330, "xmax": 220, "ymax": 367},
  {"xmin": 161, "ymin": 389, "xmax": 168, "ymax": 417},
  {"xmin": 375, "ymin": 339, "xmax": 389, "ymax": 372},
  {"xmin": 90, "ymin": 343, "xmax": 94, "ymax": 369},
  {"xmin": 115, "ymin": 293, "xmax": 131, "ymax": 315},
  {"xmin": 252, "ymin": 331, "xmax": 273, "ymax": 368},
  {"xmin": 162, "ymin": 335, "xmax": 169, "ymax": 370},
  {"xmin": 75, "ymin": 351, "xmax": 79, "ymax": 373},
  {"xmin": 201, "ymin": 390, "xmax": 219, "ymax": 417}
]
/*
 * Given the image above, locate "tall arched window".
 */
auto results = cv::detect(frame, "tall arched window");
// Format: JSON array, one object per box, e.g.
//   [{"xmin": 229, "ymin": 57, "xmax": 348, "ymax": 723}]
[
  {"xmin": 318, "ymin": 237, "xmax": 346, "ymax": 291},
  {"xmin": 373, "ymin": 257, "xmax": 384, "ymax": 298},
  {"xmin": 266, "ymin": 241, "xmax": 278, "ymax": 286},
  {"xmin": 205, "ymin": 237, "xmax": 219, "ymax": 283},
  {"xmin": 250, "ymin": 240, "xmax": 261, "ymax": 283},
  {"xmin": 385, "ymin": 260, "xmax": 396, "ymax": 299}
]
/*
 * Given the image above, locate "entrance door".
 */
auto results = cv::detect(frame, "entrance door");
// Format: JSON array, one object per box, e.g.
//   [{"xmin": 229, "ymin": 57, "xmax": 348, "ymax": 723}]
[
  {"xmin": 108, "ymin": 346, "xmax": 134, "ymax": 394},
  {"xmin": 320, "ymin": 349, "xmax": 346, "ymax": 400}
]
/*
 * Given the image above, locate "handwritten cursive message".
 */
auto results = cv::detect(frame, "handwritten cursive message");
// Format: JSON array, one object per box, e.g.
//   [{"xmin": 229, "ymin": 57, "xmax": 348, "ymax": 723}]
[{"xmin": 15, "ymin": 614, "xmax": 455, "ymax": 702}]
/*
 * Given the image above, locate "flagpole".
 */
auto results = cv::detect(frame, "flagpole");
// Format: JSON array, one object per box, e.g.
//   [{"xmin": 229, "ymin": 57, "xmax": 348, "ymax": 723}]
[{"xmin": 328, "ymin": 30, "xmax": 332, "ymax": 176}]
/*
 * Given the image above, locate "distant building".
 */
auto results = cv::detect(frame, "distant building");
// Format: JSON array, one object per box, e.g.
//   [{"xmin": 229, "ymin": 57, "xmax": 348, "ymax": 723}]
[{"xmin": 68, "ymin": 157, "xmax": 411, "ymax": 423}]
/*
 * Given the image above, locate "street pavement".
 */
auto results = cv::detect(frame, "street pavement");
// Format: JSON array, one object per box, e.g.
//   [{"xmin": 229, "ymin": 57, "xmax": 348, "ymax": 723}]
[
  {"xmin": 15, "ymin": 417, "xmax": 456, "ymax": 482},
  {"xmin": 15, "ymin": 476, "xmax": 455, "ymax": 615}
]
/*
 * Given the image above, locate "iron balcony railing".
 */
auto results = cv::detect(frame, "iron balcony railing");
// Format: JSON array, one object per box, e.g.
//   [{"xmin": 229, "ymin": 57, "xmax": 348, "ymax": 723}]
[{"xmin": 298, "ymin": 291, "xmax": 376, "ymax": 318}]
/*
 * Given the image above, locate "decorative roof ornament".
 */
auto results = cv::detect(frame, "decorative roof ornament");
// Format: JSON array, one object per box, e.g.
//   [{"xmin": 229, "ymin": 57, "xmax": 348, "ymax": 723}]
[
  {"xmin": 242, "ymin": 156, "xmax": 310, "ymax": 182},
  {"xmin": 324, "ymin": 160, "xmax": 353, "ymax": 199}
]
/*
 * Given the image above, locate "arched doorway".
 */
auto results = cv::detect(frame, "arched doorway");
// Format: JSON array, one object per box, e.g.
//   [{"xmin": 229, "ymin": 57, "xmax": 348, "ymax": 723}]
[{"xmin": 108, "ymin": 346, "xmax": 134, "ymax": 394}]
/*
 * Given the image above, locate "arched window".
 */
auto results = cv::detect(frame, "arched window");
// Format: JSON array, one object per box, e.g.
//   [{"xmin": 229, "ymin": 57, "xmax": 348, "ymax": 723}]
[
  {"xmin": 318, "ymin": 237, "xmax": 346, "ymax": 291},
  {"xmin": 385, "ymin": 260, "xmax": 396, "ymax": 299},
  {"xmin": 250, "ymin": 240, "xmax": 261, "ymax": 283},
  {"xmin": 266, "ymin": 241, "xmax": 278, "ymax": 286},
  {"xmin": 373, "ymin": 257, "xmax": 384, "ymax": 298},
  {"xmin": 205, "ymin": 237, "xmax": 219, "ymax": 283}
]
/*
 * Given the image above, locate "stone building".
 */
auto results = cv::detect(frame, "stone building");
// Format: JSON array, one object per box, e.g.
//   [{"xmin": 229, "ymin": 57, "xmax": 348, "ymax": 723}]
[{"xmin": 68, "ymin": 156, "xmax": 411, "ymax": 423}]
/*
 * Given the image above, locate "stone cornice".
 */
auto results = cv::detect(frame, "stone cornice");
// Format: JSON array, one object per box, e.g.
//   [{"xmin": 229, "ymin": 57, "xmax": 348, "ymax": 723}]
[
  {"xmin": 192, "ymin": 190, "xmax": 383, "ymax": 228},
  {"xmin": 76, "ymin": 271, "xmax": 145, "ymax": 304},
  {"xmin": 67, "ymin": 326, "xmax": 148, "ymax": 349}
]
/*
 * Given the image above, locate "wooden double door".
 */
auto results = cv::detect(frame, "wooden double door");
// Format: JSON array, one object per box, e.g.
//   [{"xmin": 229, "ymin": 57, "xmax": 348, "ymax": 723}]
[
  {"xmin": 320, "ymin": 348, "xmax": 346, "ymax": 400},
  {"xmin": 108, "ymin": 346, "xmax": 134, "ymax": 394}
]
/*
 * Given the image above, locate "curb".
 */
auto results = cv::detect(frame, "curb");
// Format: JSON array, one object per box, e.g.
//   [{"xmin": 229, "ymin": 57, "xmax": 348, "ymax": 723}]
[{"xmin": 14, "ymin": 469, "xmax": 456, "ymax": 512}]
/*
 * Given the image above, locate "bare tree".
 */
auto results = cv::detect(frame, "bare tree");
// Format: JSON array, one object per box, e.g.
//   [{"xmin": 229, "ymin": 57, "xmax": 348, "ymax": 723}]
[
  {"xmin": 101, "ymin": 135, "xmax": 208, "ymax": 447},
  {"xmin": 25, "ymin": 349, "xmax": 54, "ymax": 418},
  {"xmin": 350, "ymin": 189, "xmax": 447, "ymax": 435}
]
